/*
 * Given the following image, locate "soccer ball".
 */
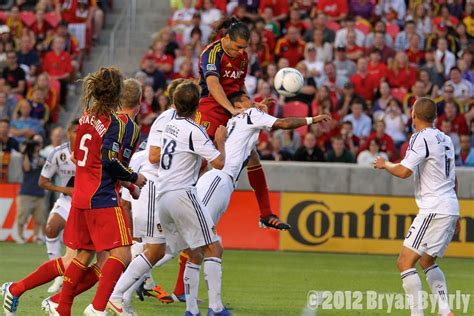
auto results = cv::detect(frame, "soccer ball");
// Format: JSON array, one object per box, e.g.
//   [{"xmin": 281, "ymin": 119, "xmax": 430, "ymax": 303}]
[{"xmin": 274, "ymin": 67, "xmax": 304, "ymax": 97}]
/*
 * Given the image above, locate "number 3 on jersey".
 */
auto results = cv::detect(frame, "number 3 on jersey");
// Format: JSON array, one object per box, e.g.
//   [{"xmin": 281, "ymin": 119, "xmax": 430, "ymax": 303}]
[
  {"xmin": 161, "ymin": 138, "xmax": 177, "ymax": 170},
  {"xmin": 77, "ymin": 133, "xmax": 92, "ymax": 167}
]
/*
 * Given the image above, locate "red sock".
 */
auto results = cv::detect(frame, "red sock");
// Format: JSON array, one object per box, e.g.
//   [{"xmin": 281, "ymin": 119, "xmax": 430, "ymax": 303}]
[
  {"xmin": 50, "ymin": 264, "xmax": 101, "ymax": 304},
  {"xmin": 57, "ymin": 259, "xmax": 88, "ymax": 316},
  {"xmin": 91, "ymin": 256, "xmax": 126, "ymax": 311},
  {"xmin": 10, "ymin": 258, "xmax": 64, "ymax": 297},
  {"xmin": 247, "ymin": 164, "xmax": 272, "ymax": 218},
  {"xmin": 173, "ymin": 254, "xmax": 187, "ymax": 296}
]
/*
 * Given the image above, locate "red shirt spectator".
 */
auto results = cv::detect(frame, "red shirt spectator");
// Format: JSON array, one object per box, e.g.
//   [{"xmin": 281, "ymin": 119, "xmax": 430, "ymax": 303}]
[
  {"xmin": 43, "ymin": 48, "xmax": 73, "ymax": 78},
  {"xmin": 259, "ymin": 0, "xmax": 289, "ymax": 19},
  {"xmin": 367, "ymin": 53, "xmax": 388, "ymax": 87},
  {"xmin": 350, "ymin": 58, "xmax": 378, "ymax": 101},
  {"xmin": 275, "ymin": 26, "xmax": 306, "ymax": 67},
  {"xmin": 387, "ymin": 53, "xmax": 417, "ymax": 91},
  {"xmin": 148, "ymin": 40, "xmax": 174, "ymax": 75},
  {"xmin": 359, "ymin": 121, "xmax": 396, "ymax": 160},
  {"xmin": 317, "ymin": 0, "xmax": 348, "ymax": 21},
  {"xmin": 195, "ymin": 0, "xmax": 227, "ymax": 12},
  {"xmin": 436, "ymin": 102, "xmax": 469, "ymax": 135}
]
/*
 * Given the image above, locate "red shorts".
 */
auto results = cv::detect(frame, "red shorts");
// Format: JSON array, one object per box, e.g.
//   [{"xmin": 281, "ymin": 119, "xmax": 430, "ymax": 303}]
[
  {"xmin": 64, "ymin": 206, "xmax": 132, "ymax": 252},
  {"xmin": 197, "ymin": 99, "xmax": 231, "ymax": 139}
]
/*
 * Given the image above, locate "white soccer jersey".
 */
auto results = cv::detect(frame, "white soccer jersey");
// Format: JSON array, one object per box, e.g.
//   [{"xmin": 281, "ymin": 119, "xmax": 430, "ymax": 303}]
[
  {"xmin": 41, "ymin": 142, "xmax": 75, "ymax": 192},
  {"xmin": 156, "ymin": 117, "xmax": 221, "ymax": 193},
  {"xmin": 222, "ymin": 108, "xmax": 277, "ymax": 181},
  {"xmin": 401, "ymin": 128, "xmax": 459, "ymax": 215},
  {"xmin": 147, "ymin": 108, "xmax": 176, "ymax": 150}
]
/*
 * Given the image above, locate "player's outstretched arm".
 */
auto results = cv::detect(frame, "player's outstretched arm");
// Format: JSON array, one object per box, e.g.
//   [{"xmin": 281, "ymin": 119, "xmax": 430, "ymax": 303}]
[
  {"xmin": 273, "ymin": 114, "xmax": 331, "ymax": 130},
  {"xmin": 207, "ymin": 76, "xmax": 243, "ymax": 116},
  {"xmin": 39, "ymin": 176, "xmax": 73, "ymax": 196},
  {"xmin": 373, "ymin": 156, "xmax": 413, "ymax": 179}
]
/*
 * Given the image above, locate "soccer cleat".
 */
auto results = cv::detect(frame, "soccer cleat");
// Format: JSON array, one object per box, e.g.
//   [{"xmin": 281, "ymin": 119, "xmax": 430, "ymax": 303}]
[
  {"xmin": 143, "ymin": 284, "xmax": 174, "ymax": 304},
  {"xmin": 207, "ymin": 308, "xmax": 232, "ymax": 316},
  {"xmin": 172, "ymin": 293, "xmax": 186, "ymax": 302},
  {"xmin": 41, "ymin": 297, "xmax": 59, "ymax": 316},
  {"xmin": 47, "ymin": 276, "xmax": 63, "ymax": 293},
  {"xmin": 259, "ymin": 215, "xmax": 291, "ymax": 230},
  {"xmin": 184, "ymin": 312, "xmax": 201, "ymax": 316},
  {"xmin": 84, "ymin": 304, "xmax": 108, "ymax": 315},
  {"xmin": 134, "ymin": 281, "xmax": 145, "ymax": 302},
  {"xmin": 107, "ymin": 298, "xmax": 126, "ymax": 315},
  {"xmin": 2, "ymin": 282, "xmax": 19, "ymax": 315}
]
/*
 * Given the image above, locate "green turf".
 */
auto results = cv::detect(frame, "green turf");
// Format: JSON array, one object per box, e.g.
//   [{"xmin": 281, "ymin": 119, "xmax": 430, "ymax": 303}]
[{"xmin": 0, "ymin": 242, "xmax": 472, "ymax": 315}]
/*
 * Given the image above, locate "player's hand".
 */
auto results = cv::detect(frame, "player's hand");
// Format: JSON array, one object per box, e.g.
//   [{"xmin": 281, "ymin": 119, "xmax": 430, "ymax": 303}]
[
  {"xmin": 214, "ymin": 125, "xmax": 227, "ymax": 146},
  {"xmin": 373, "ymin": 156, "xmax": 386, "ymax": 169},
  {"xmin": 70, "ymin": 151, "xmax": 77, "ymax": 164},
  {"xmin": 63, "ymin": 187, "xmax": 74, "ymax": 196},
  {"xmin": 254, "ymin": 101, "xmax": 269, "ymax": 113},
  {"xmin": 230, "ymin": 107, "xmax": 244, "ymax": 116},
  {"xmin": 129, "ymin": 184, "xmax": 141, "ymax": 200},
  {"xmin": 312, "ymin": 114, "xmax": 331, "ymax": 124},
  {"xmin": 134, "ymin": 173, "xmax": 147, "ymax": 188}
]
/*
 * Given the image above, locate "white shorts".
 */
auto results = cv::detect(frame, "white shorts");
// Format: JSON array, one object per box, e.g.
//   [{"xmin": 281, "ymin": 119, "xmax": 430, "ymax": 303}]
[
  {"xmin": 49, "ymin": 196, "xmax": 71, "ymax": 221},
  {"xmin": 196, "ymin": 169, "xmax": 234, "ymax": 224},
  {"xmin": 403, "ymin": 214, "xmax": 458, "ymax": 258},
  {"xmin": 132, "ymin": 180, "xmax": 166, "ymax": 244},
  {"xmin": 157, "ymin": 188, "xmax": 218, "ymax": 254}
]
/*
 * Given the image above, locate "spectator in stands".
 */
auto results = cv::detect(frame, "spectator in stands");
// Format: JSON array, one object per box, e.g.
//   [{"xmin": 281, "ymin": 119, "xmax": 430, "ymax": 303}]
[
  {"xmin": 6, "ymin": 6, "xmax": 23, "ymax": 39},
  {"xmin": 367, "ymin": 31, "xmax": 396, "ymax": 63},
  {"xmin": 248, "ymin": 29, "xmax": 272, "ymax": 69},
  {"xmin": 457, "ymin": 134, "xmax": 474, "ymax": 166},
  {"xmin": 0, "ymin": 119, "xmax": 19, "ymax": 153},
  {"xmin": 367, "ymin": 49, "xmax": 388, "ymax": 88},
  {"xmin": 302, "ymin": 42, "xmax": 323, "ymax": 80},
  {"xmin": 350, "ymin": 0, "xmax": 374, "ymax": 20},
  {"xmin": 171, "ymin": 58, "xmax": 195, "ymax": 80},
  {"xmin": 360, "ymin": 120, "xmax": 396, "ymax": 160},
  {"xmin": 406, "ymin": 34, "xmax": 425, "ymax": 66},
  {"xmin": 436, "ymin": 83, "xmax": 462, "ymax": 116},
  {"xmin": 259, "ymin": 0, "xmax": 289, "ymax": 23},
  {"xmin": 17, "ymin": 35, "xmax": 40, "ymax": 79},
  {"xmin": 41, "ymin": 126, "xmax": 65, "ymax": 158},
  {"xmin": 454, "ymin": 23, "xmax": 472, "ymax": 52},
  {"xmin": 326, "ymin": 136, "xmax": 355, "ymax": 163},
  {"xmin": 273, "ymin": 130, "xmax": 300, "ymax": 155},
  {"xmin": 395, "ymin": 21, "xmax": 423, "ymax": 52},
  {"xmin": 345, "ymin": 30, "xmax": 364, "ymax": 62},
  {"xmin": 138, "ymin": 85, "xmax": 159, "ymax": 138},
  {"xmin": 425, "ymin": 22, "xmax": 457, "ymax": 54},
  {"xmin": 253, "ymin": 80, "xmax": 279, "ymax": 116},
  {"xmin": 357, "ymin": 139, "xmax": 388, "ymax": 166},
  {"xmin": 375, "ymin": 0, "xmax": 406, "ymax": 25},
  {"xmin": 262, "ymin": 6, "xmax": 280, "ymax": 37},
  {"xmin": 382, "ymin": 98, "xmax": 408, "ymax": 147},
  {"xmin": 436, "ymin": 102, "xmax": 469, "ymax": 135},
  {"xmin": 173, "ymin": 44, "xmax": 198, "ymax": 77},
  {"xmin": 350, "ymin": 57, "xmax": 378, "ymax": 102},
  {"xmin": 458, "ymin": 51, "xmax": 474, "ymax": 84},
  {"xmin": 317, "ymin": 62, "xmax": 347, "ymax": 102},
  {"xmin": 43, "ymin": 36, "xmax": 73, "ymax": 107},
  {"xmin": 303, "ymin": 13, "xmax": 335, "ymax": 44},
  {"xmin": 310, "ymin": 29, "xmax": 333, "ymax": 63},
  {"xmin": 171, "ymin": 0, "xmax": 196, "ymax": 34},
  {"xmin": 275, "ymin": 25, "xmax": 306, "ymax": 67},
  {"xmin": 403, "ymin": 80, "xmax": 427, "ymax": 116},
  {"xmin": 0, "ymin": 91, "xmax": 15, "ymax": 119},
  {"xmin": 335, "ymin": 16, "xmax": 365, "ymax": 48},
  {"xmin": 336, "ymin": 81, "xmax": 365, "ymax": 119},
  {"xmin": 463, "ymin": 9, "xmax": 474, "ymax": 37},
  {"xmin": 421, "ymin": 48, "xmax": 445, "ymax": 89},
  {"xmin": 372, "ymin": 81, "xmax": 393, "ymax": 117},
  {"xmin": 365, "ymin": 20, "xmax": 394, "ymax": 48},
  {"xmin": 343, "ymin": 100, "xmax": 372, "ymax": 139},
  {"xmin": 259, "ymin": 137, "xmax": 293, "ymax": 161},
  {"xmin": 16, "ymin": 134, "xmax": 46, "ymax": 244},
  {"xmin": 10, "ymin": 101, "xmax": 43, "ymax": 143},
  {"xmin": 440, "ymin": 119, "xmax": 461, "ymax": 157},
  {"xmin": 408, "ymin": 3, "xmax": 431, "ymax": 38},
  {"xmin": 312, "ymin": 84, "xmax": 336, "ymax": 116},
  {"xmin": 293, "ymin": 132, "xmax": 326, "ymax": 162},
  {"xmin": 334, "ymin": 46, "xmax": 356, "ymax": 82},
  {"xmin": 2, "ymin": 51, "xmax": 26, "ymax": 95},
  {"xmin": 140, "ymin": 52, "xmax": 167, "ymax": 93},
  {"xmin": 288, "ymin": 62, "xmax": 317, "ymax": 104},
  {"xmin": 435, "ymin": 37, "xmax": 456, "ymax": 78},
  {"xmin": 445, "ymin": 66, "xmax": 474, "ymax": 104},
  {"xmin": 315, "ymin": 0, "xmax": 348, "ymax": 22},
  {"xmin": 29, "ymin": 73, "xmax": 58, "ymax": 122},
  {"xmin": 150, "ymin": 39, "xmax": 174, "ymax": 75},
  {"xmin": 17, "ymin": 88, "xmax": 49, "ymax": 127},
  {"xmin": 340, "ymin": 120, "xmax": 360, "ymax": 155},
  {"xmin": 418, "ymin": 69, "xmax": 439, "ymax": 99},
  {"xmin": 387, "ymin": 51, "xmax": 417, "ymax": 90}
]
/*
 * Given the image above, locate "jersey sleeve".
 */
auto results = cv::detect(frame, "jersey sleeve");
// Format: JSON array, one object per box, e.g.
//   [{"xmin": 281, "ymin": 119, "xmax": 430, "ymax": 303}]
[
  {"xmin": 200, "ymin": 44, "xmax": 222, "ymax": 78},
  {"xmin": 40, "ymin": 149, "xmax": 58, "ymax": 179},
  {"xmin": 400, "ymin": 134, "xmax": 428, "ymax": 171},
  {"xmin": 248, "ymin": 109, "xmax": 278, "ymax": 131},
  {"xmin": 191, "ymin": 127, "xmax": 221, "ymax": 162},
  {"xmin": 148, "ymin": 114, "xmax": 169, "ymax": 148}
]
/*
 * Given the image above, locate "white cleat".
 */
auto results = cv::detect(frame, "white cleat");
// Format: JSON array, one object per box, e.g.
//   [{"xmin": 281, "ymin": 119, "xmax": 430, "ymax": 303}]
[
  {"xmin": 41, "ymin": 297, "xmax": 59, "ymax": 316},
  {"xmin": 84, "ymin": 304, "xmax": 108, "ymax": 315},
  {"xmin": 47, "ymin": 276, "xmax": 63, "ymax": 293},
  {"xmin": 122, "ymin": 299, "xmax": 137, "ymax": 316},
  {"xmin": 107, "ymin": 298, "xmax": 128, "ymax": 315},
  {"xmin": 1, "ymin": 282, "xmax": 19, "ymax": 316}
]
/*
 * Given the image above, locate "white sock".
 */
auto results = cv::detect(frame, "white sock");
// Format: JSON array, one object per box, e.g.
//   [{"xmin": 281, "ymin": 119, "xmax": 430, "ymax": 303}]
[
  {"xmin": 424, "ymin": 264, "xmax": 451, "ymax": 315},
  {"xmin": 401, "ymin": 269, "xmax": 424, "ymax": 316},
  {"xmin": 154, "ymin": 253, "xmax": 174, "ymax": 268},
  {"xmin": 45, "ymin": 236, "xmax": 62, "ymax": 259},
  {"xmin": 204, "ymin": 257, "xmax": 224, "ymax": 312},
  {"xmin": 110, "ymin": 254, "xmax": 152, "ymax": 300},
  {"xmin": 142, "ymin": 271, "xmax": 155, "ymax": 290},
  {"xmin": 184, "ymin": 262, "xmax": 201, "ymax": 314},
  {"xmin": 131, "ymin": 242, "xmax": 144, "ymax": 258},
  {"xmin": 123, "ymin": 274, "xmax": 147, "ymax": 303}
]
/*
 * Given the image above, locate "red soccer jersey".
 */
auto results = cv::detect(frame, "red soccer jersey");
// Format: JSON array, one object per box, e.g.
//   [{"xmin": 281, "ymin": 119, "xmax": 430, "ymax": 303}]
[
  {"xmin": 198, "ymin": 39, "xmax": 248, "ymax": 116},
  {"xmin": 367, "ymin": 62, "xmax": 388, "ymax": 87},
  {"xmin": 387, "ymin": 66, "xmax": 417, "ymax": 90},
  {"xmin": 72, "ymin": 112, "xmax": 127, "ymax": 209},
  {"xmin": 275, "ymin": 37, "xmax": 306, "ymax": 67},
  {"xmin": 350, "ymin": 72, "xmax": 378, "ymax": 101}
]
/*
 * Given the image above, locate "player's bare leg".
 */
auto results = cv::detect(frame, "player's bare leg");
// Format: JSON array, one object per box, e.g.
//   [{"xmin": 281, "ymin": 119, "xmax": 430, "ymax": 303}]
[
  {"xmin": 45, "ymin": 213, "xmax": 66, "ymax": 293},
  {"xmin": 419, "ymin": 254, "xmax": 453, "ymax": 316},
  {"xmin": 247, "ymin": 149, "xmax": 290, "ymax": 230},
  {"xmin": 397, "ymin": 247, "xmax": 424, "ymax": 316}
]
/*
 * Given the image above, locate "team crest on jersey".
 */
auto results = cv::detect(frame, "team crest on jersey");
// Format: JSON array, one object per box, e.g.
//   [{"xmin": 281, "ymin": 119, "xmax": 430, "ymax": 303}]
[
  {"xmin": 60, "ymin": 153, "xmax": 67, "ymax": 161},
  {"xmin": 240, "ymin": 60, "xmax": 247, "ymax": 70},
  {"xmin": 206, "ymin": 64, "xmax": 217, "ymax": 71},
  {"xmin": 225, "ymin": 62, "xmax": 232, "ymax": 68},
  {"xmin": 123, "ymin": 148, "xmax": 132, "ymax": 159},
  {"xmin": 157, "ymin": 223, "xmax": 162, "ymax": 233},
  {"xmin": 112, "ymin": 142, "xmax": 120, "ymax": 153}
]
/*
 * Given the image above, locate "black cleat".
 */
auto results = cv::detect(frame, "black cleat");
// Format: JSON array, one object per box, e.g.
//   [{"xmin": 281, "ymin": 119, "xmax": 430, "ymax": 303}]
[
  {"xmin": 259, "ymin": 215, "xmax": 291, "ymax": 230},
  {"xmin": 135, "ymin": 281, "xmax": 146, "ymax": 301}
]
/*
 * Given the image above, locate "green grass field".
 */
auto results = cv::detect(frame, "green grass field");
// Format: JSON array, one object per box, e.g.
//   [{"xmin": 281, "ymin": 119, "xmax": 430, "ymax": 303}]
[{"xmin": 0, "ymin": 242, "xmax": 472, "ymax": 315}]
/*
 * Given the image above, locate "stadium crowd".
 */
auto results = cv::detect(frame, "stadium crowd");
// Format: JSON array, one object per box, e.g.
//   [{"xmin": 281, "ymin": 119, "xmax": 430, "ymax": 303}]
[{"xmin": 132, "ymin": 0, "xmax": 474, "ymax": 167}]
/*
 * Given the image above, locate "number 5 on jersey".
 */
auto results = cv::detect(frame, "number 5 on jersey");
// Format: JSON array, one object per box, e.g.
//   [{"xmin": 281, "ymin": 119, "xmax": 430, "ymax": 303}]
[{"xmin": 77, "ymin": 133, "xmax": 92, "ymax": 167}]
